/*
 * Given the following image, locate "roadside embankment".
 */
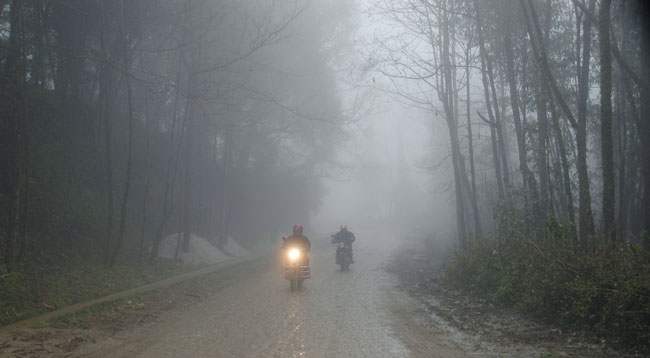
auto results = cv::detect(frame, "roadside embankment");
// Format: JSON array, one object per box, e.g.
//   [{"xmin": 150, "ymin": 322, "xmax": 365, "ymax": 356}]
[
  {"xmin": 0, "ymin": 235, "xmax": 254, "ymax": 329},
  {"xmin": 389, "ymin": 235, "xmax": 641, "ymax": 357}
]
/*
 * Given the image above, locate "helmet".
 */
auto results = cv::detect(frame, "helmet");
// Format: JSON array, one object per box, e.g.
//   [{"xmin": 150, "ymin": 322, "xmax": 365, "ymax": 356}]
[
  {"xmin": 340, "ymin": 224, "xmax": 347, "ymax": 230},
  {"xmin": 293, "ymin": 224, "xmax": 303, "ymax": 235}
]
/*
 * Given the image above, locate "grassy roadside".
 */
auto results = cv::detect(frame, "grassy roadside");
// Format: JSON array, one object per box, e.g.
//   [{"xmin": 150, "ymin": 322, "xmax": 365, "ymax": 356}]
[
  {"xmin": 0, "ymin": 251, "xmax": 203, "ymax": 326},
  {"xmin": 443, "ymin": 233, "xmax": 650, "ymax": 354},
  {"xmin": 40, "ymin": 295, "xmax": 144, "ymax": 328}
]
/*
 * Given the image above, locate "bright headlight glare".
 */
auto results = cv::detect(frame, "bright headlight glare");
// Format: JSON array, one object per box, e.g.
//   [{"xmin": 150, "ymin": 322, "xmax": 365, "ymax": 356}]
[{"xmin": 288, "ymin": 249, "xmax": 300, "ymax": 260}]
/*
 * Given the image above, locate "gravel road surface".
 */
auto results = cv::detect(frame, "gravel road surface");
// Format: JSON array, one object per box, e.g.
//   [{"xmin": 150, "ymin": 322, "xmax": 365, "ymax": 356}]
[{"xmin": 66, "ymin": 230, "xmax": 465, "ymax": 358}]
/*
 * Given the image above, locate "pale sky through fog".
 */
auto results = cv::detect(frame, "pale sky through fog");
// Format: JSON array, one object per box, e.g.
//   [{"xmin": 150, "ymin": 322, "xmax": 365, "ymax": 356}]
[{"xmin": 310, "ymin": 0, "xmax": 459, "ymax": 240}]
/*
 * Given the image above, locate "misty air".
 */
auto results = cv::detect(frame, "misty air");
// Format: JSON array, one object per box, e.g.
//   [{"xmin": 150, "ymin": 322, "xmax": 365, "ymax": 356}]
[{"xmin": 0, "ymin": 0, "xmax": 649, "ymax": 357}]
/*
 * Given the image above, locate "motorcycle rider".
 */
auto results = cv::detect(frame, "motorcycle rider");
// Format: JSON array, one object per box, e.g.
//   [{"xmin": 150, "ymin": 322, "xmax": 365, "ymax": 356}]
[
  {"xmin": 331, "ymin": 224, "xmax": 355, "ymax": 263},
  {"xmin": 282, "ymin": 224, "xmax": 311, "ymax": 264}
]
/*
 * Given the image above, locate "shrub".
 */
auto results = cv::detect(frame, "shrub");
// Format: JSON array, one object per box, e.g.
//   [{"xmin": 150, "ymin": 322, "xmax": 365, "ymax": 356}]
[{"xmin": 444, "ymin": 215, "xmax": 650, "ymax": 353}]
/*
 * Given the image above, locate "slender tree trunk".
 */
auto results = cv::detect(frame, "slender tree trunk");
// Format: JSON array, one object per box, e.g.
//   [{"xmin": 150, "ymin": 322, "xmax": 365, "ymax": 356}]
[
  {"xmin": 504, "ymin": 24, "xmax": 539, "ymax": 220},
  {"xmin": 439, "ymin": 1, "xmax": 467, "ymax": 247},
  {"xmin": 466, "ymin": 48, "xmax": 481, "ymax": 236},
  {"xmin": 138, "ymin": 105, "xmax": 153, "ymax": 264},
  {"xmin": 32, "ymin": 1, "xmax": 48, "ymax": 88},
  {"xmin": 476, "ymin": 0, "xmax": 510, "ymax": 190},
  {"xmin": 181, "ymin": 111, "xmax": 193, "ymax": 252},
  {"xmin": 151, "ymin": 50, "xmax": 185, "ymax": 260},
  {"xmin": 521, "ymin": 0, "xmax": 595, "ymax": 244},
  {"xmin": 490, "ymin": 63, "xmax": 510, "ymax": 190},
  {"xmin": 181, "ymin": 0, "xmax": 201, "ymax": 253},
  {"xmin": 547, "ymin": 127, "xmax": 565, "ymax": 220},
  {"xmin": 620, "ymin": 76, "xmax": 641, "ymax": 241},
  {"xmin": 219, "ymin": 122, "xmax": 233, "ymax": 248},
  {"xmin": 98, "ymin": 1, "xmax": 117, "ymax": 267},
  {"xmin": 576, "ymin": 0, "xmax": 597, "ymax": 245},
  {"xmin": 534, "ymin": 81, "xmax": 550, "ymax": 217},
  {"xmin": 616, "ymin": 81, "xmax": 628, "ymax": 242},
  {"xmin": 4, "ymin": 0, "xmax": 27, "ymax": 268},
  {"xmin": 536, "ymin": 0, "xmax": 553, "ymax": 218},
  {"xmin": 451, "ymin": 31, "xmax": 476, "ymax": 237},
  {"xmin": 599, "ymin": 0, "xmax": 615, "ymax": 245},
  {"xmin": 549, "ymin": 102, "xmax": 577, "ymax": 232},
  {"xmin": 110, "ymin": 1, "xmax": 135, "ymax": 266},
  {"xmin": 638, "ymin": 1, "xmax": 650, "ymax": 245},
  {"xmin": 139, "ymin": 174, "xmax": 151, "ymax": 263},
  {"xmin": 472, "ymin": 0, "xmax": 504, "ymax": 198},
  {"xmin": 101, "ymin": 71, "xmax": 114, "ymax": 267}
]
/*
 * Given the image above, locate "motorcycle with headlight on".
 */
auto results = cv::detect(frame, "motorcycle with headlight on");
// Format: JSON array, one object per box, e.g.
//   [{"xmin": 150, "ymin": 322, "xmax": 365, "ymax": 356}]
[{"xmin": 281, "ymin": 243, "xmax": 311, "ymax": 291}]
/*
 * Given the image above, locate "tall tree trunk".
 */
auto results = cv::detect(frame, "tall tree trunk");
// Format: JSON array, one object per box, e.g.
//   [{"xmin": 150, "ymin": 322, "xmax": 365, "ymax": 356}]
[
  {"xmin": 219, "ymin": 121, "xmax": 234, "ymax": 248},
  {"xmin": 490, "ymin": 61, "xmax": 510, "ymax": 190},
  {"xmin": 521, "ymin": 0, "xmax": 595, "ymax": 244},
  {"xmin": 475, "ymin": 0, "xmax": 510, "ymax": 189},
  {"xmin": 139, "ymin": 167, "xmax": 151, "ymax": 263},
  {"xmin": 620, "ymin": 76, "xmax": 640, "ymax": 241},
  {"xmin": 472, "ymin": 0, "xmax": 504, "ymax": 198},
  {"xmin": 534, "ymin": 81, "xmax": 550, "ymax": 218},
  {"xmin": 150, "ymin": 50, "xmax": 185, "ymax": 260},
  {"xmin": 466, "ymin": 47, "xmax": 482, "ymax": 236},
  {"xmin": 439, "ymin": 1, "xmax": 467, "ymax": 247},
  {"xmin": 110, "ymin": 1, "xmax": 135, "ymax": 266},
  {"xmin": 504, "ymin": 21, "xmax": 540, "ymax": 222},
  {"xmin": 616, "ymin": 81, "xmax": 628, "ymax": 242},
  {"xmin": 181, "ymin": 111, "xmax": 193, "ymax": 253},
  {"xmin": 181, "ymin": 0, "xmax": 201, "ymax": 253},
  {"xmin": 549, "ymin": 102, "xmax": 577, "ymax": 233},
  {"xmin": 638, "ymin": 1, "xmax": 650, "ymax": 245},
  {"xmin": 4, "ymin": 0, "xmax": 27, "ymax": 268},
  {"xmin": 101, "ymin": 71, "xmax": 114, "ymax": 267},
  {"xmin": 535, "ymin": 0, "xmax": 553, "ymax": 218},
  {"xmin": 599, "ymin": 0, "xmax": 615, "ymax": 245},
  {"xmin": 99, "ymin": 1, "xmax": 116, "ymax": 267},
  {"xmin": 576, "ymin": 0, "xmax": 597, "ymax": 245},
  {"xmin": 32, "ymin": 1, "xmax": 48, "ymax": 88}
]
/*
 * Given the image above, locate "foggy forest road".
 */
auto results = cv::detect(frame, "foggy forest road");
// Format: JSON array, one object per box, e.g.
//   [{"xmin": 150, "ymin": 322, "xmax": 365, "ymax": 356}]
[{"xmin": 71, "ymin": 230, "xmax": 466, "ymax": 358}]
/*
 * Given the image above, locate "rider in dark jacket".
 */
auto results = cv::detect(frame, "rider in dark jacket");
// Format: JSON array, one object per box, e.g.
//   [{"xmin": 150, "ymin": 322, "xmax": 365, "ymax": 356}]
[
  {"xmin": 331, "ymin": 224, "xmax": 355, "ymax": 263},
  {"xmin": 282, "ymin": 225, "xmax": 311, "ymax": 263}
]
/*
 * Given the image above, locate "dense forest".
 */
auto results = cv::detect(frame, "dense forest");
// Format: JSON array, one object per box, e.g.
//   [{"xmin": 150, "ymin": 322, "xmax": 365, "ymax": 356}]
[
  {"xmin": 365, "ymin": 0, "xmax": 649, "ymax": 247},
  {"xmin": 1, "ymin": 0, "xmax": 650, "ymax": 352},
  {"xmin": 362, "ymin": 0, "xmax": 650, "ymax": 349},
  {"xmin": 0, "ymin": 0, "xmax": 354, "ymax": 269}
]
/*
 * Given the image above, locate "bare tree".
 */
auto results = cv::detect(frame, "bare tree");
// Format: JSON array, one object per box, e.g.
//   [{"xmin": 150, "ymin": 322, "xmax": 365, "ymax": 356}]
[{"xmin": 599, "ymin": 0, "xmax": 615, "ymax": 245}]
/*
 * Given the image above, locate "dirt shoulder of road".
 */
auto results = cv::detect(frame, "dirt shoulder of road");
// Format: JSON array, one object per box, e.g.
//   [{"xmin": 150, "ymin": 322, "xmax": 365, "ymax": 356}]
[
  {"xmin": 387, "ymin": 239, "xmax": 643, "ymax": 358},
  {"xmin": 0, "ymin": 257, "xmax": 267, "ymax": 358}
]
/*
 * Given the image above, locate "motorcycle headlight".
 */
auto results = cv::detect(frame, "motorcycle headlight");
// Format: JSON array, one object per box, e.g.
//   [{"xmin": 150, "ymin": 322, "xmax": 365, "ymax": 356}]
[{"xmin": 288, "ymin": 249, "xmax": 300, "ymax": 260}]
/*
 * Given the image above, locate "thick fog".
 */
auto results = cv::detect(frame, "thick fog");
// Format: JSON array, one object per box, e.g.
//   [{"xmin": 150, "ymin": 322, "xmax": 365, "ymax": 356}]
[
  {"xmin": 312, "ymin": 98, "xmax": 455, "ymax": 239},
  {"xmin": 2, "ymin": 0, "xmax": 648, "ymax": 263},
  {"xmin": 3, "ymin": 0, "xmax": 650, "ymax": 354}
]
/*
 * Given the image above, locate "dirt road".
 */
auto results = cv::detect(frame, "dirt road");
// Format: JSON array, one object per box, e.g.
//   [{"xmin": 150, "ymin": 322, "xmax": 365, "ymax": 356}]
[
  {"xmin": 54, "ymin": 230, "xmax": 460, "ymax": 357},
  {"xmin": 3, "ymin": 230, "xmax": 638, "ymax": 358}
]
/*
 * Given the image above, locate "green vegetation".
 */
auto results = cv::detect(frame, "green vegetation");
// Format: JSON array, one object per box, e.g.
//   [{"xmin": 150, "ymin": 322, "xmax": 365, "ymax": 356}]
[
  {"xmin": 0, "ymin": 251, "xmax": 197, "ymax": 326},
  {"xmin": 48, "ymin": 295, "xmax": 143, "ymax": 327},
  {"xmin": 444, "ymin": 210, "xmax": 650, "ymax": 353}
]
